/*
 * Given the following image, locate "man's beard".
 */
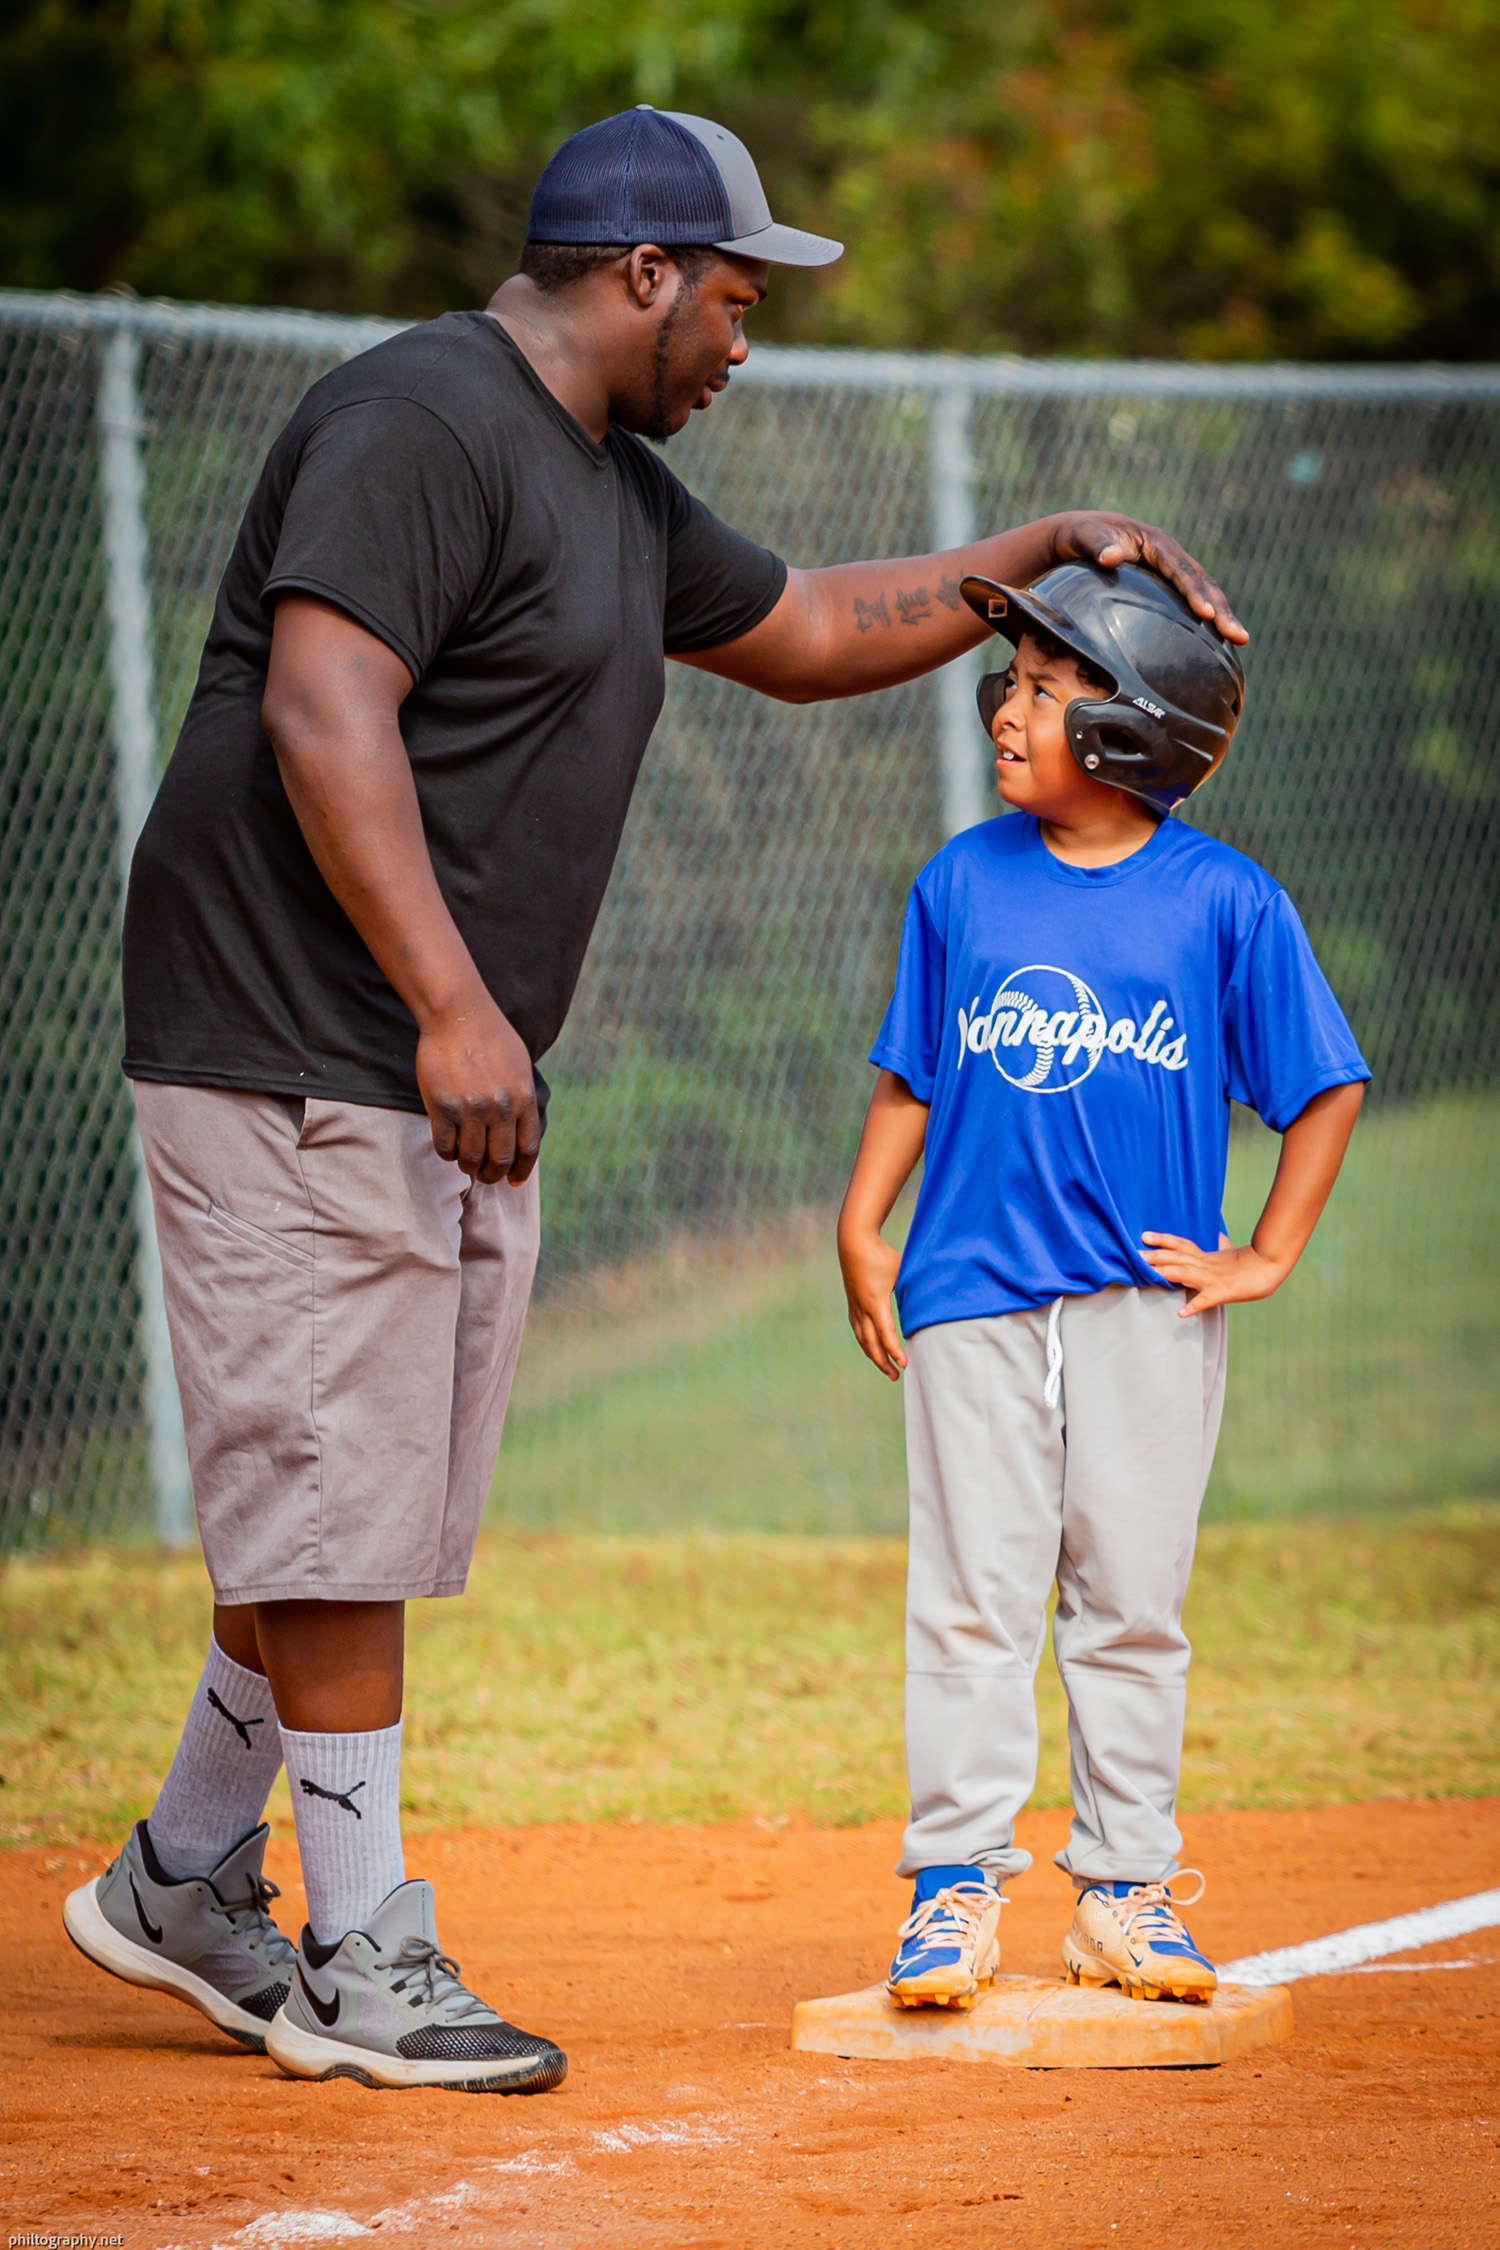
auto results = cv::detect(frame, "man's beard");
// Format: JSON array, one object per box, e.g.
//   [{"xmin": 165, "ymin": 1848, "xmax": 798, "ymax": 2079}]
[{"xmin": 642, "ymin": 285, "xmax": 716, "ymax": 444}]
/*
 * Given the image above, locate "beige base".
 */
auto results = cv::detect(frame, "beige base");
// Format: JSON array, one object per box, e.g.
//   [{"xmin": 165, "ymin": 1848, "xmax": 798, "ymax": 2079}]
[{"xmin": 790, "ymin": 1975, "xmax": 1293, "ymax": 2070}]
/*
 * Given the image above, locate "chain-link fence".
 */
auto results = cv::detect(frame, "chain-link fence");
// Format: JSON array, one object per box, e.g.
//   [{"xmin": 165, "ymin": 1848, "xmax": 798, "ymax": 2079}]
[{"xmin": 3, "ymin": 291, "xmax": 1497, "ymax": 1550}]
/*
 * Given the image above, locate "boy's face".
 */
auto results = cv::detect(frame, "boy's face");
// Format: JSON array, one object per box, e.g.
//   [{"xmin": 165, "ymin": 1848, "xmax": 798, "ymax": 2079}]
[{"xmin": 989, "ymin": 635, "xmax": 1124, "ymax": 821}]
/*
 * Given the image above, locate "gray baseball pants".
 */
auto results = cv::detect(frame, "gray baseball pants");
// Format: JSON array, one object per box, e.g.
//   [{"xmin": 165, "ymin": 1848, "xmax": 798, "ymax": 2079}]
[{"xmin": 899, "ymin": 1284, "xmax": 1227, "ymax": 1887}]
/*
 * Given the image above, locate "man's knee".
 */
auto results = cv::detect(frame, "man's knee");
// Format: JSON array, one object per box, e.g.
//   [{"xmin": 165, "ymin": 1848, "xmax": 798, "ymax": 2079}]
[{"xmin": 253, "ymin": 1599, "xmax": 406, "ymax": 1731}]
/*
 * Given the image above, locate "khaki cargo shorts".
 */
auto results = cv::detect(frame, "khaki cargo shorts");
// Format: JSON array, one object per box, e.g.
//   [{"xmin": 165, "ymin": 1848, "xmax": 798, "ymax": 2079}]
[{"xmin": 134, "ymin": 1082, "xmax": 539, "ymax": 1605}]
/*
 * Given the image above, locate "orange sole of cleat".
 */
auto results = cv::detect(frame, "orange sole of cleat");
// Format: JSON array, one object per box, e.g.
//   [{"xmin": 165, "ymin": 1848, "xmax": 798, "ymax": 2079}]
[
  {"xmin": 1119, "ymin": 1975, "xmax": 1214, "ymax": 2005},
  {"xmin": 887, "ymin": 1988, "xmax": 980, "ymax": 2010},
  {"xmin": 1064, "ymin": 1961, "xmax": 1117, "ymax": 1991},
  {"xmin": 1065, "ymin": 1950, "xmax": 1213, "ymax": 2006}
]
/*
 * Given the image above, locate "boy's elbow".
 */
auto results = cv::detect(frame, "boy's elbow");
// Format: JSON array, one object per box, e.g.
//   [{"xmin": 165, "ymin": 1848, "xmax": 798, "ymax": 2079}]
[{"xmin": 1288, "ymin": 1079, "xmax": 1365, "ymax": 1133}]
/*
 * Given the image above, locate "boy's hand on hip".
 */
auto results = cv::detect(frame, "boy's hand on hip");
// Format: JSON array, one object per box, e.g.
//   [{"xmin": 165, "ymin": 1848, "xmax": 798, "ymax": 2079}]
[
  {"xmin": 417, "ymin": 996, "xmax": 540, "ymax": 1185},
  {"xmin": 838, "ymin": 1228, "xmax": 907, "ymax": 1379},
  {"xmin": 1141, "ymin": 1231, "xmax": 1288, "ymax": 1316}
]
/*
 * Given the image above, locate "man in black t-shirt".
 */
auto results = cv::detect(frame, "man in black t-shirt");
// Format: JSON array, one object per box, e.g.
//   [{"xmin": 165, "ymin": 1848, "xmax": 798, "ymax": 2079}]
[{"xmin": 66, "ymin": 107, "xmax": 1246, "ymax": 2093}]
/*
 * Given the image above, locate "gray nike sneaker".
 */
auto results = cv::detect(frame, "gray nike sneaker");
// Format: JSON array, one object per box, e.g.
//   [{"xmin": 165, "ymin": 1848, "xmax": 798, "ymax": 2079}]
[
  {"xmin": 265, "ymin": 1878, "xmax": 567, "ymax": 2094},
  {"xmin": 63, "ymin": 1820, "xmax": 296, "ymax": 2052}
]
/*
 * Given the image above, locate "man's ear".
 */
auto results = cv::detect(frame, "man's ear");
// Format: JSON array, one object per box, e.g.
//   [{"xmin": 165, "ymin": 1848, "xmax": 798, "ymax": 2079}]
[{"xmin": 625, "ymin": 245, "xmax": 671, "ymax": 308}]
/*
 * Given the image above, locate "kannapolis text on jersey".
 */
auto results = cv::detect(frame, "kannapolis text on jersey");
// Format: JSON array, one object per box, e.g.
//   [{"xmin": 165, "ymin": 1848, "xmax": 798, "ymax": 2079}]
[
  {"xmin": 871, "ymin": 813, "xmax": 1369, "ymax": 1335},
  {"xmin": 957, "ymin": 968, "xmax": 1189, "ymax": 1088}
]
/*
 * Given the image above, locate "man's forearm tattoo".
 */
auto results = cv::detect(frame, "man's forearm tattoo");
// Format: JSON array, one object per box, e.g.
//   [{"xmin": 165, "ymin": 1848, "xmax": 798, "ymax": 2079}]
[
  {"xmin": 854, "ymin": 584, "xmax": 945, "ymax": 632},
  {"xmin": 937, "ymin": 574, "xmax": 962, "ymax": 611}
]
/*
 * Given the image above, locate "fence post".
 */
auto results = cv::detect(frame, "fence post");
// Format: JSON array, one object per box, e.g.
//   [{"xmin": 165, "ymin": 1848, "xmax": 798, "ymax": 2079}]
[
  {"xmin": 928, "ymin": 382, "xmax": 987, "ymax": 837},
  {"xmin": 97, "ymin": 326, "xmax": 194, "ymax": 1549}
]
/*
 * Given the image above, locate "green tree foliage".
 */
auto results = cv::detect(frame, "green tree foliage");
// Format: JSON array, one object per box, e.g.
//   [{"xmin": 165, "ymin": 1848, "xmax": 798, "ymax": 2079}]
[{"xmin": 3, "ymin": 0, "xmax": 1499, "ymax": 354}]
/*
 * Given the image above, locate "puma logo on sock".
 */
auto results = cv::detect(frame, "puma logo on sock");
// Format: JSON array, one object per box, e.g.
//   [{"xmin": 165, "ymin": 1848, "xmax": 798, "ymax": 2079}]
[
  {"xmin": 298, "ymin": 1778, "xmax": 366, "ymax": 1819},
  {"xmin": 207, "ymin": 1687, "xmax": 265, "ymax": 1750},
  {"xmin": 129, "ymin": 1871, "xmax": 164, "ymax": 1945}
]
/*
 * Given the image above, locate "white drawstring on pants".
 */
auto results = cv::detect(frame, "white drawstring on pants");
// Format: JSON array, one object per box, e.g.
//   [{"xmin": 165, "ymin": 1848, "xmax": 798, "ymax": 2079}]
[{"xmin": 1043, "ymin": 1296, "xmax": 1065, "ymax": 1409}]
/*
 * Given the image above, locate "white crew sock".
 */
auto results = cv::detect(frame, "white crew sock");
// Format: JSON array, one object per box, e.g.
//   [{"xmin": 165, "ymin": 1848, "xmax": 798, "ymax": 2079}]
[
  {"xmin": 147, "ymin": 1637, "xmax": 283, "ymax": 1878},
  {"xmin": 280, "ymin": 1720, "xmax": 405, "ymax": 1945}
]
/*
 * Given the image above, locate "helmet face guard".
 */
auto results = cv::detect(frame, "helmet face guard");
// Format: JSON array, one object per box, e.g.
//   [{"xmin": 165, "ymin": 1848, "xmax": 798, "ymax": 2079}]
[{"xmin": 965, "ymin": 565, "xmax": 1245, "ymax": 815}]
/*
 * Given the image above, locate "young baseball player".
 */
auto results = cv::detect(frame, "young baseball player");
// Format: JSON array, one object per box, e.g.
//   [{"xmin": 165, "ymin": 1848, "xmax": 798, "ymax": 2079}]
[{"xmin": 838, "ymin": 561, "xmax": 1368, "ymax": 2008}]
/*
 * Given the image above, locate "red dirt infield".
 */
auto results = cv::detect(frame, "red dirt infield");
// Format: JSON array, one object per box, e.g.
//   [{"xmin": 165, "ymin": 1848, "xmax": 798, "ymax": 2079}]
[{"xmin": 5, "ymin": 1797, "xmax": 1499, "ymax": 2248}]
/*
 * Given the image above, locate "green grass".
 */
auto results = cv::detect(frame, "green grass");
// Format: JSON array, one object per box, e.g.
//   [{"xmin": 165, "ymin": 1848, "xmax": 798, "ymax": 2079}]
[
  {"xmin": 4, "ymin": 1509, "xmax": 1497, "ymax": 1849},
  {"xmin": 1213, "ymin": 1094, "xmax": 1500, "ymax": 1516},
  {"xmin": 494, "ymin": 1091, "xmax": 1500, "ymax": 1532},
  {"xmin": 496, "ymin": 1209, "xmax": 904, "ymax": 1534}
]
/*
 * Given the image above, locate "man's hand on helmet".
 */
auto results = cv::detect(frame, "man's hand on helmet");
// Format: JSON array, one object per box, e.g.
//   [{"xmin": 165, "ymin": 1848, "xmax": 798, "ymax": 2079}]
[{"xmin": 1049, "ymin": 513, "xmax": 1248, "ymax": 647}]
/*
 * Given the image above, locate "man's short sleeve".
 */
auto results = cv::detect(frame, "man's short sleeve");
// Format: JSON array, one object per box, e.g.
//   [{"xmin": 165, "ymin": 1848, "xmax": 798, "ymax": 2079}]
[
  {"xmin": 262, "ymin": 400, "xmax": 493, "ymax": 680},
  {"xmin": 870, "ymin": 878, "xmax": 947, "ymax": 1102},
  {"xmin": 658, "ymin": 477, "xmax": 787, "ymax": 655},
  {"xmin": 1223, "ymin": 889, "xmax": 1371, "ymax": 1130}
]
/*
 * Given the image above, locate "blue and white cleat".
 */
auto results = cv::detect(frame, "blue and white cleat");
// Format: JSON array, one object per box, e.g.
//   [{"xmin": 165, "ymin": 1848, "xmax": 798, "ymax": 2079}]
[
  {"xmin": 886, "ymin": 1866, "xmax": 1005, "ymax": 2010},
  {"xmin": 1062, "ymin": 1871, "xmax": 1217, "ymax": 2003}
]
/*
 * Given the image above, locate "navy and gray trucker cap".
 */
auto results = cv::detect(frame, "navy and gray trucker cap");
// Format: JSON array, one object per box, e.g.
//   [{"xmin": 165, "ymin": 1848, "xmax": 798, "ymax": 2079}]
[{"xmin": 527, "ymin": 106, "xmax": 843, "ymax": 268}]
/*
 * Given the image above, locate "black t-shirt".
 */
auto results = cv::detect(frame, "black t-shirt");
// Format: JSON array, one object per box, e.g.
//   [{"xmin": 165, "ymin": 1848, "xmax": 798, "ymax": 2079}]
[{"xmin": 122, "ymin": 311, "xmax": 786, "ymax": 1114}]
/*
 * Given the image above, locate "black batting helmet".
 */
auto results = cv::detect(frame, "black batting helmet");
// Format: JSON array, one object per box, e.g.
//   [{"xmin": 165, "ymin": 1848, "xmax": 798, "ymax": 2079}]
[{"xmin": 963, "ymin": 562, "xmax": 1246, "ymax": 815}]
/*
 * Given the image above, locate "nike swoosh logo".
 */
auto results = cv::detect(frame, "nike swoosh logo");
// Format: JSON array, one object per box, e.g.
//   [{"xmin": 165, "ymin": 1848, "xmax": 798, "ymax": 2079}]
[
  {"xmin": 129, "ymin": 1872, "xmax": 163, "ymax": 1945},
  {"xmin": 297, "ymin": 1964, "xmax": 340, "ymax": 2028}
]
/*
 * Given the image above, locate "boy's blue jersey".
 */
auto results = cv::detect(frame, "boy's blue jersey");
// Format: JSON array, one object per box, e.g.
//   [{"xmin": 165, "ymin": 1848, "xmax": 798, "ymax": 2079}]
[{"xmin": 871, "ymin": 813, "xmax": 1370, "ymax": 1335}]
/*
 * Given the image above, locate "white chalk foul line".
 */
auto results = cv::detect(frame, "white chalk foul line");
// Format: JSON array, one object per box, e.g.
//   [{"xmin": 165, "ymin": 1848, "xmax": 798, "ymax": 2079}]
[
  {"xmin": 208, "ymin": 2117, "xmax": 740, "ymax": 2246},
  {"xmin": 222, "ymin": 2217, "xmax": 372, "ymax": 2245},
  {"xmin": 1342, "ymin": 1957, "xmax": 1487, "ymax": 1975},
  {"xmin": 1220, "ymin": 1886, "xmax": 1500, "ymax": 1986}
]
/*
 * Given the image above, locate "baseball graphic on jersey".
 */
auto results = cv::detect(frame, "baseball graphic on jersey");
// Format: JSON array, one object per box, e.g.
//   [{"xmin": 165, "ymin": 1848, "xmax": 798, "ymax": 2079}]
[{"xmin": 960, "ymin": 965, "xmax": 1108, "ymax": 1093}]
